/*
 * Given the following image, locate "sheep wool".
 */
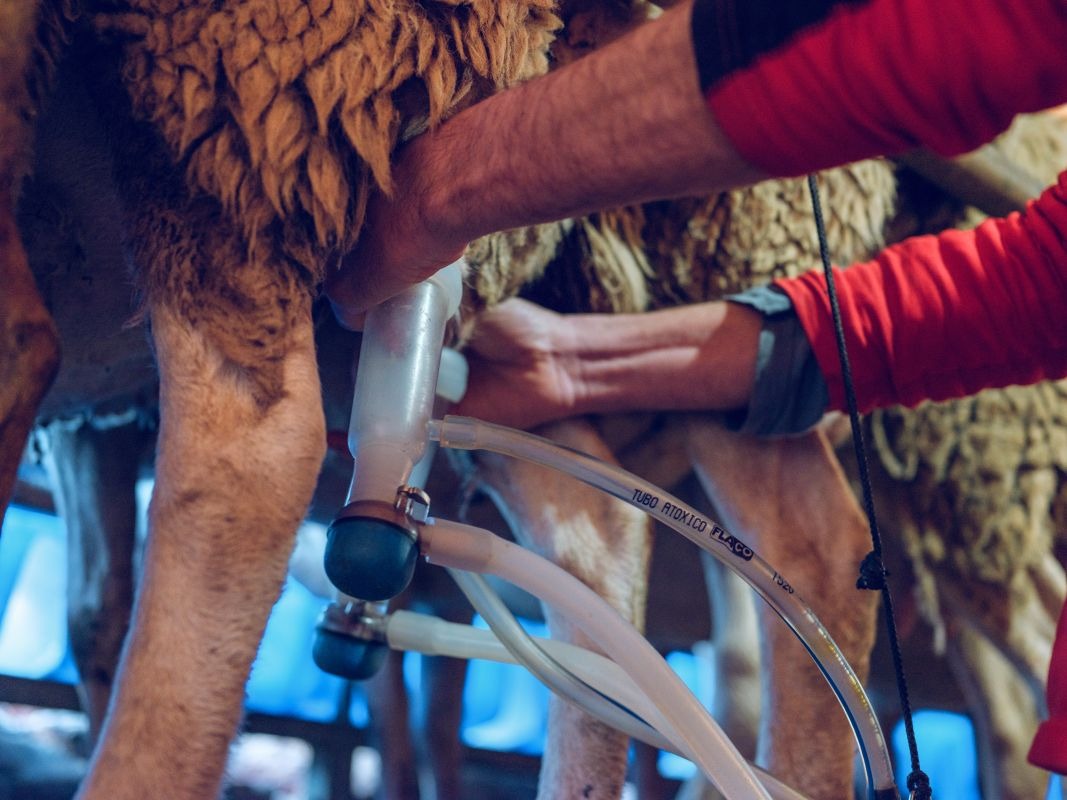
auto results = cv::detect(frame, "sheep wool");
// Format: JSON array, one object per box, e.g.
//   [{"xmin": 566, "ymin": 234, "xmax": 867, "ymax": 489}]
[
  {"xmin": 0, "ymin": 0, "xmax": 78, "ymax": 195},
  {"xmin": 92, "ymin": 0, "xmax": 560, "ymax": 280},
  {"xmin": 562, "ymin": 161, "xmax": 898, "ymax": 313}
]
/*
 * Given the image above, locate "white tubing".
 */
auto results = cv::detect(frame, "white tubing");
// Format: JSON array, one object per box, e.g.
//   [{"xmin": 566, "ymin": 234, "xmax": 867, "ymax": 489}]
[
  {"xmin": 387, "ymin": 609, "xmax": 651, "ymax": 715},
  {"xmin": 422, "ymin": 517, "xmax": 773, "ymax": 800},
  {"xmin": 385, "ymin": 607, "xmax": 809, "ymax": 800},
  {"xmin": 429, "ymin": 416, "xmax": 895, "ymax": 796},
  {"xmin": 449, "ymin": 569, "xmax": 677, "ymax": 753}
]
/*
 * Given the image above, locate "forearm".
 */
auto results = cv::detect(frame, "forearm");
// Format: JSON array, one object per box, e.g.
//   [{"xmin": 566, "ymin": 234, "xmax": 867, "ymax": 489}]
[
  {"xmin": 403, "ymin": 0, "xmax": 765, "ymax": 248},
  {"xmin": 561, "ymin": 301, "xmax": 762, "ymax": 416},
  {"xmin": 332, "ymin": 0, "xmax": 1067, "ymax": 320},
  {"xmin": 414, "ymin": 0, "xmax": 1067, "ymax": 245}
]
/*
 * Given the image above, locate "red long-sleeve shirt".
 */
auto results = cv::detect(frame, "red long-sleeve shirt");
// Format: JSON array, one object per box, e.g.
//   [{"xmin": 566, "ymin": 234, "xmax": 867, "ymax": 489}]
[
  {"xmin": 693, "ymin": 0, "xmax": 1067, "ymax": 775},
  {"xmin": 778, "ymin": 172, "xmax": 1067, "ymax": 413}
]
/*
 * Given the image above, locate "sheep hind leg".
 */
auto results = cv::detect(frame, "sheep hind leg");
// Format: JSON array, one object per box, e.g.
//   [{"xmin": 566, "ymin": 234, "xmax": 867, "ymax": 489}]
[
  {"xmin": 675, "ymin": 552, "xmax": 763, "ymax": 800},
  {"xmin": 0, "ymin": 207, "xmax": 61, "ymax": 520},
  {"xmin": 364, "ymin": 647, "xmax": 421, "ymax": 800},
  {"xmin": 0, "ymin": 0, "xmax": 60, "ymax": 521},
  {"xmin": 685, "ymin": 419, "xmax": 878, "ymax": 800},
  {"xmin": 41, "ymin": 417, "xmax": 152, "ymax": 744},
  {"xmin": 474, "ymin": 418, "xmax": 652, "ymax": 800},
  {"xmin": 946, "ymin": 624, "xmax": 1052, "ymax": 800},
  {"xmin": 77, "ymin": 297, "xmax": 325, "ymax": 799}
]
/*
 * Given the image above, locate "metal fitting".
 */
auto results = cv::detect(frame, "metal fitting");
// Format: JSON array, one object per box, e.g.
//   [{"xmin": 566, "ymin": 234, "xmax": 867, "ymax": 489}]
[
  {"xmin": 317, "ymin": 599, "xmax": 389, "ymax": 643},
  {"xmin": 395, "ymin": 485, "xmax": 431, "ymax": 522},
  {"xmin": 334, "ymin": 498, "xmax": 419, "ymax": 542}
]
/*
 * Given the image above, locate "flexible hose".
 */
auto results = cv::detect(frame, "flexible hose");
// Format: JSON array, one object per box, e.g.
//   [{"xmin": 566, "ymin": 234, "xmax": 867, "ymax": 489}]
[
  {"xmin": 423, "ymin": 516, "xmax": 773, "ymax": 800},
  {"xmin": 448, "ymin": 569, "xmax": 676, "ymax": 752},
  {"xmin": 429, "ymin": 416, "xmax": 895, "ymax": 797},
  {"xmin": 387, "ymin": 598, "xmax": 810, "ymax": 800}
]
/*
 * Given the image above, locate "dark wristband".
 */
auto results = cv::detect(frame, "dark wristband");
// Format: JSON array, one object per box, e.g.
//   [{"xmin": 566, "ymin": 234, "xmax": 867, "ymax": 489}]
[{"xmin": 724, "ymin": 285, "xmax": 829, "ymax": 437}]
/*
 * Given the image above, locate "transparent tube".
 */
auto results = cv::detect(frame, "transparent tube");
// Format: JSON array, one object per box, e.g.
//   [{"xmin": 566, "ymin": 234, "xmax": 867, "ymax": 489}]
[
  {"xmin": 385, "ymin": 608, "xmax": 809, "ymax": 800},
  {"xmin": 387, "ymin": 608, "xmax": 657, "ymax": 716},
  {"xmin": 424, "ymin": 517, "xmax": 773, "ymax": 800},
  {"xmin": 448, "ymin": 569, "xmax": 676, "ymax": 752},
  {"xmin": 429, "ymin": 416, "xmax": 895, "ymax": 797}
]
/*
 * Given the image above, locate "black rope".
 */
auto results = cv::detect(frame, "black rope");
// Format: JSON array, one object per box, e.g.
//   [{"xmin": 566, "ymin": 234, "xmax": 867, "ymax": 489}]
[{"xmin": 806, "ymin": 174, "xmax": 932, "ymax": 800}]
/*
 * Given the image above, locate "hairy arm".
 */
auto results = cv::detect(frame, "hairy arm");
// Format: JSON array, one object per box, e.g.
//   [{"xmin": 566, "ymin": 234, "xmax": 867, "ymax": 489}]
[
  {"xmin": 330, "ymin": 0, "xmax": 1067, "ymax": 326},
  {"xmin": 327, "ymin": 0, "xmax": 765, "ymax": 324},
  {"xmin": 452, "ymin": 298, "xmax": 762, "ymax": 430}
]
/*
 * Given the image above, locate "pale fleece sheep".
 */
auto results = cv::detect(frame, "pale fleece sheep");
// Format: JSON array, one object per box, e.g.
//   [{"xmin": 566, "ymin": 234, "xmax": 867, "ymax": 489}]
[
  {"xmin": 861, "ymin": 112, "xmax": 1067, "ymax": 800},
  {"xmin": 454, "ymin": 2, "xmax": 895, "ymax": 797},
  {"xmin": 532, "ymin": 113, "xmax": 1067, "ymax": 800},
  {"xmin": 612, "ymin": 169, "xmax": 894, "ymax": 800}
]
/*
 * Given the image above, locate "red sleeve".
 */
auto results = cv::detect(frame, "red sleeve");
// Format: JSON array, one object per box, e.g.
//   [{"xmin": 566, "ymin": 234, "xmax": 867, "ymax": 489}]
[
  {"xmin": 774, "ymin": 169, "xmax": 1067, "ymax": 413},
  {"xmin": 1030, "ymin": 601, "xmax": 1067, "ymax": 774},
  {"xmin": 699, "ymin": 0, "xmax": 1067, "ymax": 175}
]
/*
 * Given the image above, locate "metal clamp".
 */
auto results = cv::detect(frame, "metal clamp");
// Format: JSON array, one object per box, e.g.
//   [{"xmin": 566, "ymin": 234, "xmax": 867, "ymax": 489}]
[
  {"xmin": 317, "ymin": 599, "xmax": 389, "ymax": 643},
  {"xmin": 395, "ymin": 485, "xmax": 431, "ymax": 522},
  {"xmin": 334, "ymin": 498, "xmax": 420, "ymax": 541}
]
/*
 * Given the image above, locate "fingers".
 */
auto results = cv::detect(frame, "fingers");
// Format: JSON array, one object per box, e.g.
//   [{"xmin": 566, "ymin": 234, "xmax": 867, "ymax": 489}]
[
  {"xmin": 327, "ymin": 244, "xmax": 468, "ymax": 329},
  {"xmin": 324, "ymin": 257, "xmax": 392, "ymax": 331}
]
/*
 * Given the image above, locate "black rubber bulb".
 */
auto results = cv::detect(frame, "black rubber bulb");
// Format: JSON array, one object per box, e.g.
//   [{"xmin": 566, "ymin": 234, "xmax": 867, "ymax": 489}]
[
  {"xmin": 323, "ymin": 515, "xmax": 418, "ymax": 601},
  {"xmin": 311, "ymin": 628, "xmax": 389, "ymax": 680}
]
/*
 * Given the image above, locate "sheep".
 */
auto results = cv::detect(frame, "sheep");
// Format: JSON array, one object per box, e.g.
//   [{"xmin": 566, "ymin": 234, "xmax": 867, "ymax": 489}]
[
  {"xmin": 856, "ymin": 111, "xmax": 1067, "ymax": 800},
  {"xmin": 9, "ymin": 3, "xmax": 1061, "ymax": 799},
  {"xmin": 542, "ymin": 110, "xmax": 1067, "ymax": 800},
  {"xmin": 0, "ymin": 0, "xmax": 67, "ymax": 523},
  {"xmin": 468, "ymin": 82, "xmax": 1067, "ymax": 800},
  {"xmin": 0, "ymin": 1, "xmax": 563, "ymax": 798},
  {"xmin": 6, "ymin": 5, "xmax": 663, "ymax": 799},
  {"xmin": 470, "ymin": 161, "xmax": 896, "ymax": 800}
]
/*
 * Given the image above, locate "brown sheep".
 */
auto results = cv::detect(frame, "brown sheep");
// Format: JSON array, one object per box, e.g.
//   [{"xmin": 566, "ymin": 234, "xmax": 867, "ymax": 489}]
[
  {"xmin": 1, "ymin": 2, "xmax": 561, "ymax": 798},
  {"xmin": 11, "ymin": 2, "xmax": 1059, "ymax": 799},
  {"xmin": 2, "ymin": 3, "xmax": 902, "ymax": 798}
]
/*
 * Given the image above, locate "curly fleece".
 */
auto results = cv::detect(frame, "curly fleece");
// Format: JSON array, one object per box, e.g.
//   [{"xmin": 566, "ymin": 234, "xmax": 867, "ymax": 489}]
[{"xmin": 93, "ymin": 0, "xmax": 560, "ymax": 280}]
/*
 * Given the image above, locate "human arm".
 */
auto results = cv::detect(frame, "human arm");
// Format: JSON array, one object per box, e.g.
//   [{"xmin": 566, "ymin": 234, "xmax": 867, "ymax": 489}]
[
  {"xmin": 327, "ymin": 0, "xmax": 762, "ymax": 326},
  {"xmin": 776, "ymin": 169, "xmax": 1067, "ymax": 413},
  {"xmin": 328, "ymin": 0, "xmax": 1067, "ymax": 324},
  {"xmin": 450, "ymin": 298, "xmax": 763, "ymax": 430},
  {"xmin": 457, "ymin": 166, "xmax": 1067, "ymax": 433}
]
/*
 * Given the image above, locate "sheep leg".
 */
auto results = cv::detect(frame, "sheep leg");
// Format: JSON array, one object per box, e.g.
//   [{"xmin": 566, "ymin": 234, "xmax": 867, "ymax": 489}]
[
  {"xmin": 0, "ymin": 0, "xmax": 61, "ymax": 521},
  {"xmin": 0, "ymin": 208, "xmax": 61, "ymax": 520},
  {"xmin": 940, "ymin": 551, "xmax": 1065, "ymax": 701},
  {"xmin": 418, "ymin": 633, "xmax": 470, "ymax": 799},
  {"xmin": 77, "ymin": 295, "xmax": 325, "ymax": 798},
  {"xmin": 685, "ymin": 419, "xmax": 878, "ymax": 800},
  {"xmin": 41, "ymin": 418, "xmax": 150, "ymax": 744},
  {"xmin": 946, "ymin": 623, "xmax": 1052, "ymax": 800},
  {"xmin": 674, "ymin": 550, "xmax": 762, "ymax": 800},
  {"xmin": 365, "ymin": 648, "xmax": 421, "ymax": 800},
  {"xmin": 702, "ymin": 551, "xmax": 761, "ymax": 759},
  {"xmin": 475, "ymin": 417, "xmax": 652, "ymax": 800}
]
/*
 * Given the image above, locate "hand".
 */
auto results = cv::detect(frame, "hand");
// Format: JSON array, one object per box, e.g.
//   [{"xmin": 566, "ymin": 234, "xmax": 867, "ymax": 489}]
[
  {"xmin": 451, "ymin": 299, "xmax": 581, "ymax": 430},
  {"xmin": 325, "ymin": 148, "xmax": 467, "ymax": 330}
]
